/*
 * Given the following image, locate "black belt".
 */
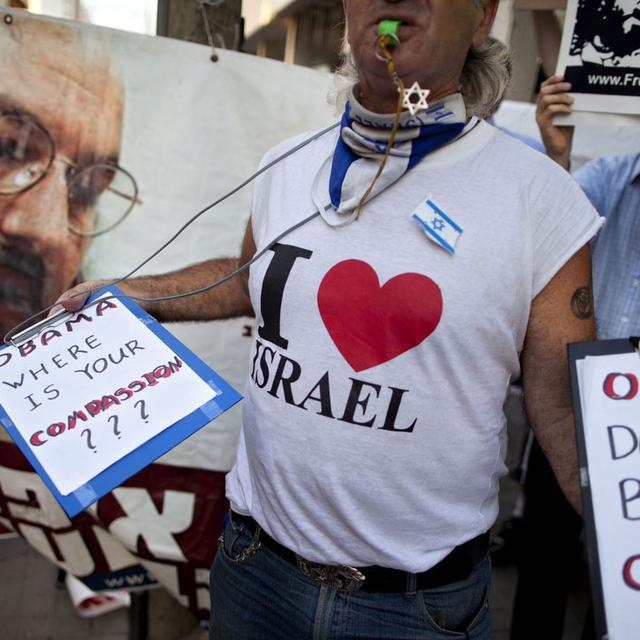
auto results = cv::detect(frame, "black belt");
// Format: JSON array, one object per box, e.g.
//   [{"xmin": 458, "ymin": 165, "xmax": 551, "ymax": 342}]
[{"xmin": 230, "ymin": 512, "xmax": 489, "ymax": 593}]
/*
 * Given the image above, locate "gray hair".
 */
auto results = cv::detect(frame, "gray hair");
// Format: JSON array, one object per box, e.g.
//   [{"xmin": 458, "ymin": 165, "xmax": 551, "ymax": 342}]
[
  {"xmin": 333, "ymin": 8, "xmax": 511, "ymax": 119},
  {"xmin": 459, "ymin": 36, "xmax": 512, "ymax": 119}
]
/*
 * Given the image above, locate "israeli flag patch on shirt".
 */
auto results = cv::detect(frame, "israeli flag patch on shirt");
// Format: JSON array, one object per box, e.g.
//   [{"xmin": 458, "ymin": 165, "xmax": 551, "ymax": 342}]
[{"xmin": 411, "ymin": 197, "xmax": 463, "ymax": 255}]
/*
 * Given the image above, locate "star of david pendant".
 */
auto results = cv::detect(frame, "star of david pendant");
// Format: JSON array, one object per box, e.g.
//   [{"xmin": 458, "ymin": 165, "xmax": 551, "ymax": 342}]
[{"xmin": 402, "ymin": 81, "xmax": 430, "ymax": 116}]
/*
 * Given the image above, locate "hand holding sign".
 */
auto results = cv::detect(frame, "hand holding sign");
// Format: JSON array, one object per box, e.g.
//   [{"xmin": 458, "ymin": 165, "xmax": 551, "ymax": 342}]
[
  {"xmin": 54, "ymin": 279, "xmax": 105, "ymax": 313},
  {"xmin": 0, "ymin": 287, "xmax": 241, "ymax": 516}
]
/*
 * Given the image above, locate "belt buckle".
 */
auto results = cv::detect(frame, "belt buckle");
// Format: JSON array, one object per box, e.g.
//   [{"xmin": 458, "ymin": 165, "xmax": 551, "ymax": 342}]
[{"xmin": 296, "ymin": 556, "xmax": 365, "ymax": 592}]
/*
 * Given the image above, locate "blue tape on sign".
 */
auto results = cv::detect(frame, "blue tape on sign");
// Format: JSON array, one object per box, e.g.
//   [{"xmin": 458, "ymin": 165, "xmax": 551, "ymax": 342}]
[
  {"xmin": 206, "ymin": 378, "xmax": 223, "ymax": 395},
  {"xmin": 200, "ymin": 398, "xmax": 224, "ymax": 421},
  {"xmin": 73, "ymin": 482, "xmax": 100, "ymax": 504},
  {"xmin": 0, "ymin": 285, "xmax": 243, "ymax": 518}
]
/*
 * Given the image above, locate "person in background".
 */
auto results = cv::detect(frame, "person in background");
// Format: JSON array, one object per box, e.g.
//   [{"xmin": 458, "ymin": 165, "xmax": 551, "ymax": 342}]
[
  {"xmin": 537, "ymin": 78, "xmax": 639, "ymax": 344},
  {"xmin": 510, "ymin": 13, "xmax": 639, "ymax": 634}
]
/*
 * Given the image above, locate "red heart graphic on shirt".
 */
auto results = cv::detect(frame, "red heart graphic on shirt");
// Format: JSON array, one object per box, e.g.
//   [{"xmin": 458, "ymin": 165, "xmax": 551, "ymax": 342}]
[{"xmin": 317, "ymin": 259, "xmax": 443, "ymax": 372}]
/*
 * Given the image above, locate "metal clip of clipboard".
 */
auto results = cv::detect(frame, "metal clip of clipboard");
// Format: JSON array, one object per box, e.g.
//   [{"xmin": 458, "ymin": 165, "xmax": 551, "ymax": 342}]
[{"xmin": 5, "ymin": 308, "xmax": 74, "ymax": 349}]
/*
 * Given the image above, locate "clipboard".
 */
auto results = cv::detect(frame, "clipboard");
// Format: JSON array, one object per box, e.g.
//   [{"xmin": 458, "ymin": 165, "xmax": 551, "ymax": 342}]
[
  {"xmin": 568, "ymin": 337, "xmax": 638, "ymax": 640},
  {"xmin": 0, "ymin": 286, "xmax": 242, "ymax": 518}
]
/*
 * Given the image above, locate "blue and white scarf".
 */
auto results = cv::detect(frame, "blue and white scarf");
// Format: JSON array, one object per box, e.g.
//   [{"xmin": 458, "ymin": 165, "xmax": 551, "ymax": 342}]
[{"xmin": 312, "ymin": 88, "xmax": 467, "ymax": 226}]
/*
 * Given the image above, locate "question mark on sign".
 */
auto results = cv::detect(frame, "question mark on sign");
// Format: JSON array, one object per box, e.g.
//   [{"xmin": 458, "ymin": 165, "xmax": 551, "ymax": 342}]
[
  {"xmin": 81, "ymin": 428, "xmax": 97, "ymax": 453},
  {"xmin": 108, "ymin": 415, "xmax": 121, "ymax": 439},
  {"xmin": 134, "ymin": 399, "xmax": 149, "ymax": 424}
]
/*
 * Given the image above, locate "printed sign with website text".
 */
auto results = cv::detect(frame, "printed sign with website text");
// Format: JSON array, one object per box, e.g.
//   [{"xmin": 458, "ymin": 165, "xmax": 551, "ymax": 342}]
[{"xmin": 556, "ymin": 0, "xmax": 640, "ymax": 121}]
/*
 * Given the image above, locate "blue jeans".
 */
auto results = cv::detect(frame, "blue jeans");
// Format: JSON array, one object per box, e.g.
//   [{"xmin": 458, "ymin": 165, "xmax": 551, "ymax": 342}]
[{"xmin": 210, "ymin": 519, "xmax": 492, "ymax": 639}]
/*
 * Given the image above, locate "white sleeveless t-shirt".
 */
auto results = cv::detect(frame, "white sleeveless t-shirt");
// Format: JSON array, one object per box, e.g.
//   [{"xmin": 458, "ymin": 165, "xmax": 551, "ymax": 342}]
[{"xmin": 226, "ymin": 121, "xmax": 602, "ymax": 573}]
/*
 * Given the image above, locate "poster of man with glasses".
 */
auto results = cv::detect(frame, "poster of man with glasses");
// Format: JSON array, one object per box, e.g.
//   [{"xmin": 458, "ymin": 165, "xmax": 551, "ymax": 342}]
[
  {"xmin": 556, "ymin": 0, "xmax": 640, "ymax": 119},
  {"xmin": 0, "ymin": 17, "xmax": 139, "ymax": 337},
  {"xmin": 0, "ymin": 9, "xmax": 334, "ymax": 620}
]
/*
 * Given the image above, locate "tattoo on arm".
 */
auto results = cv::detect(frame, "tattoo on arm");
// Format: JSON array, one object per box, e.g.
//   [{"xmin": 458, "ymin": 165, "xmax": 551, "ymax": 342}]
[{"xmin": 571, "ymin": 286, "xmax": 593, "ymax": 319}]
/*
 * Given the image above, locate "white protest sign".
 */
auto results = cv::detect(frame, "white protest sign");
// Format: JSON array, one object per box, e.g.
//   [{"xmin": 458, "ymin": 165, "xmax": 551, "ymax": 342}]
[
  {"xmin": 578, "ymin": 351, "xmax": 640, "ymax": 639},
  {"xmin": 0, "ymin": 293, "xmax": 218, "ymax": 496}
]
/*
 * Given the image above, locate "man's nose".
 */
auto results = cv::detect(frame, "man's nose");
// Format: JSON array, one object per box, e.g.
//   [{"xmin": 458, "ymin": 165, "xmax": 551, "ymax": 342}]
[{"xmin": 0, "ymin": 162, "xmax": 69, "ymax": 246}]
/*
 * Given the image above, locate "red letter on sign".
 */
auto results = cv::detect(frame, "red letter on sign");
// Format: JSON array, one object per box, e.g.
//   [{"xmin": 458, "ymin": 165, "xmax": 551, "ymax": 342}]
[
  {"xmin": 623, "ymin": 555, "xmax": 640, "ymax": 590},
  {"xmin": 46, "ymin": 422, "xmax": 66, "ymax": 437},
  {"xmin": 18, "ymin": 340, "xmax": 35, "ymax": 358},
  {"xmin": 29, "ymin": 431, "xmax": 47, "ymax": 446},
  {"xmin": 603, "ymin": 373, "xmax": 639, "ymax": 400}
]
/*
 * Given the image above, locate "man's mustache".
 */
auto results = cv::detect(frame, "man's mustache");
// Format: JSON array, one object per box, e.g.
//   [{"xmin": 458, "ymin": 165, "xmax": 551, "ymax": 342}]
[
  {"xmin": 0, "ymin": 245, "xmax": 45, "ymax": 280},
  {"xmin": 0, "ymin": 245, "xmax": 45, "ymax": 324}
]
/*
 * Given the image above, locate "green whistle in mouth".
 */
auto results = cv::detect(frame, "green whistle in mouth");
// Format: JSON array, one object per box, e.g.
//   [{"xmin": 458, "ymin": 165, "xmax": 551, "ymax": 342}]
[{"xmin": 377, "ymin": 19, "xmax": 401, "ymax": 45}]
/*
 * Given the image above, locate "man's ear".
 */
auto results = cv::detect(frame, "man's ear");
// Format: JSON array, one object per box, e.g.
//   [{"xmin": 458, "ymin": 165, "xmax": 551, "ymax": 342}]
[{"xmin": 473, "ymin": 0, "xmax": 500, "ymax": 47}]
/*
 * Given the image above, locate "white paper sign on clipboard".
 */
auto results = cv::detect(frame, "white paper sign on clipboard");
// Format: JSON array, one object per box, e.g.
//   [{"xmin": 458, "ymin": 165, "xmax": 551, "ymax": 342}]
[{"xmin": 0, "ymin": 286, "xmax": 242, "ymax": 517}]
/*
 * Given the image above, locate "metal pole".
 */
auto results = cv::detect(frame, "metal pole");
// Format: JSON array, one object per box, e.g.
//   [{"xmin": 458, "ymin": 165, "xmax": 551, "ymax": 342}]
[{"xmin": 128, "ymin": 591, "xmax": 149, "ymax": 640}]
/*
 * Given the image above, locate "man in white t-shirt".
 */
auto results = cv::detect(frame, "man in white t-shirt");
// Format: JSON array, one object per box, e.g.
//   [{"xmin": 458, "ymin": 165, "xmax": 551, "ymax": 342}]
[{"xmin": 57, "ymin": 2, "xmax": 601, "ymax": 638}]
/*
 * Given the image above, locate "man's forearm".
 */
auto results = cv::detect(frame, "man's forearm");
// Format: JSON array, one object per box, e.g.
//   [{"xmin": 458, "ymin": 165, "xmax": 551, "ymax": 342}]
[
  {"xmin": 115, "ymin": 257, "xmax": 253, "ymax": 323},
  {"xmin": 522, "ymin": 307, "xmax": 584, "ymax": 513},
  {"xmin": 524, "ymin": 390, "xmax": 583, "ymax": 514},
  {"xmin": 522, "ymin": 329, "xmax": 584, "ymax": 515},
  {"xmin": 520, "ymin": 246, "xmax": 596, "ymax": 515}
]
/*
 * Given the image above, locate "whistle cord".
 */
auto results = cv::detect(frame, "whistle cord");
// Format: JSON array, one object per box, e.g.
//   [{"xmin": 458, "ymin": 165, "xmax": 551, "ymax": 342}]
[
  {"xmin": 354, "ymin": 33, "xmax": 404, "ymax": 219},
  {"xmin": 3, "ymin": 123, "xmax": 338, "ymax": 345},
  {"xmin": 93, "ymin": 208, "xmax": 323, "ymax": 305}
]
